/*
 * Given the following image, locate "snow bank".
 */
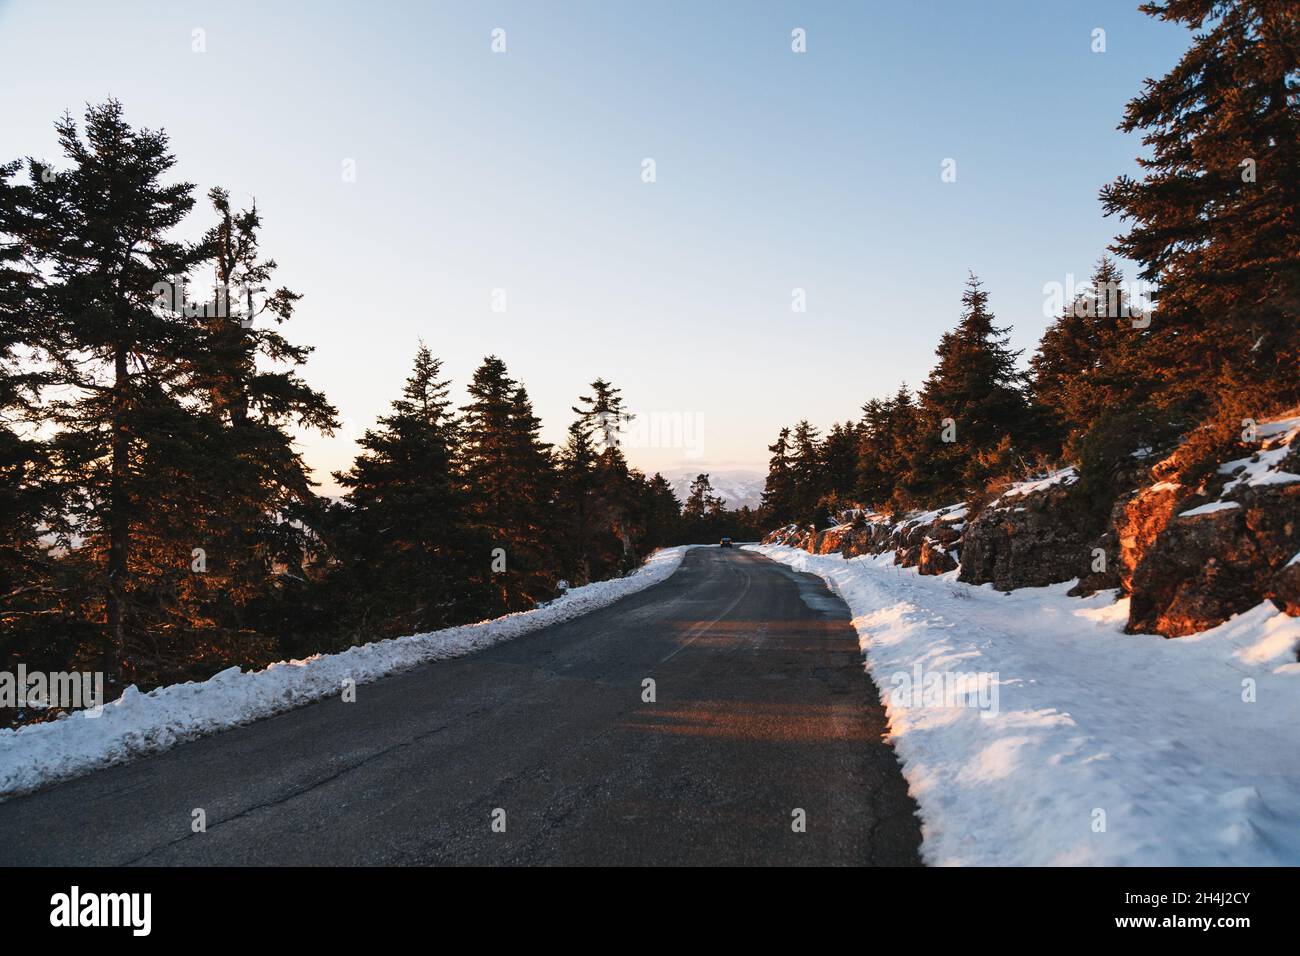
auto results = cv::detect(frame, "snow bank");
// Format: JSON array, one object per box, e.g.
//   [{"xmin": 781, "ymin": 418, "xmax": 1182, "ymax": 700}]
[
  {"xmin": 0, "ymin": 546, "xmax": 696, "ymax": 800},
  {"xmin": 747, "ymin": 544, "xmax": 1300, "ymax": 866}
]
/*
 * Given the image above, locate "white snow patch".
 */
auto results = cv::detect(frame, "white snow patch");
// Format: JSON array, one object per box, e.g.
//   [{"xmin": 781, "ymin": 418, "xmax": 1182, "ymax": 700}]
[
  {"xmin": 1256, "ymin": 415, "xmax": 1300, "ymax": 441},
  {"xmin": 997, "ymin": 467, "xmax": 1077, "ymax": 502},
  {"xmin": 1219, "ymin": 446, "xmax": 1300, "ymax": 494},
  {"xmin": 1216, "ymin": 415, "xmax": 1300, "ymax": 495},
  {"xmin": 896, "ymin": 502, "xmax": 968, "ymax": 530},
  {"xmin": 1179, "ymin": 500, "xmax": 1242, "ymax": 517},
  {"xmin": 1168, "ymin": 414, "xmax": 1300, "ymax": 519},
  {"xmin": 746, "ymin": 543, "xmax": 1300, "ymax": 866},
  {"xmin": 0, "ymin": 546, "xmax": 697, "ymax": 800}
]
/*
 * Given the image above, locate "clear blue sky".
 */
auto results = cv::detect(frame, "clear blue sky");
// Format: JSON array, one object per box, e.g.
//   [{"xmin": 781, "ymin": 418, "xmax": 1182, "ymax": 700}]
[{"xmin": 0, "ymin": 0, "xmax": 1192, "ymax": 489}]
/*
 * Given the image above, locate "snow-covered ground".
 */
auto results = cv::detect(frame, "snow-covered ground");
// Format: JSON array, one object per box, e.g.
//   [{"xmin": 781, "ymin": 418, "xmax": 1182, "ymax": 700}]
[
  {"xmin": 0, "ymin": 546, "xmax": 696, "ymax": 800},
  {"xmin": 748, "ymin": 544, "xmax": 1300, "ymax": 866}
]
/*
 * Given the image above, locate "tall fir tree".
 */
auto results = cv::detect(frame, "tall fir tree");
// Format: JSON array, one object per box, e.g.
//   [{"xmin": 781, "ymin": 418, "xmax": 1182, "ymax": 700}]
[
  {"xmin": 568, "ymin": 378, "xmax": 638, "ymax": 575},
  {"xmin": 641, "ymin": 472, "xmax": 682, "ymax": 550},
  {"xmin": 855, "ymin": 383, "xmax": 916, "ymax": 511},
  {"xmin": 184, "ymin": 187, "xmax": 338, "ymax": 643},
  {"xmin": 555, "ymin": 415, "xmax": 600, "ymax": 583},
  {"xmin": 0, "ymin": 161, "xmax": 102, "ymax": 691},
  {"xmin": 1031, "ymin": 256, "xmax": 1154, "ymax": 460},
  {"xmin": 902, "ymin": 275, "xmax": 1031, "ymax": 506},
  {"xmin": 507, "ymin": 382, "xmax": 558, "ymax": 590},
  {"xmin": 332, "ymin": 345, "xmax": 473, "ymax": 638},
  {"xmin": 459, "ymin": 356, "xmax": 556, "ymax": 611},
  {"xmin": 0, "ymin": 101, "xmax": 214, "ymax": 686},
  {"xmin": 760, "ymin": 426, "xmax": 795, "ymax": 526},
  {"xmin": 819, "ymin": 421, "xmax": 860, "ymax": 508},
  {"xmin": 789, "ymin": 419, "xmax": 823, "ymax": 525},
  {"xmin": 574, "ymin": 378, "xmax": 633, "ymax": 456},
  {"xmin": 682, "ymin": 473, "xmax": 724, "ymax": 541},
  {"xmin": 1100, "ymin": 0, "xmax": 1300, "ymax": 417}
]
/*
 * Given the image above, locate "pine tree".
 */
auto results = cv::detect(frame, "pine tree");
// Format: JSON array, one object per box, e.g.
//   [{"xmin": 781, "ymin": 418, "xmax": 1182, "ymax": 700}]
[
  {"xmin": 506, "ymin": 383, "xmax": 559, "ymax": 588},
  {"xmin": 641, "ymin": 472, "xmax": 682, "ymax": 549},
  {"xmin": 574, "ymin": 378, "xmax": 633, "ymax": 456},
  {"xmin": 902, "ymin": 275, "xmax": 1031, "ymax": 506},
  {"xmin": 617, "ymin": 467, "xmax": 657, "ymax": 563},
  {"xmin": 682, "ymin": 473, "xmax": 724, "ymax": 541},
  {"xmin": 332, "ymin": 345, "xmax": 472, "ymax": 637},
  {"xmin": 569, "ymin": 378, "xmax": 638, "ymax": 575},
  {"xmin": 819, "ymin": 421, "xmax": 859, "ymax": 510},
  {"xmin": 1100, "ymin": 0, "xmax": 1300, "ymax": 416},
  {"xmin": 705, "ymin": 487, "xmax": 727, "ymax": 519},
  {"xmin": 0, "ymin": 162, "xmax": 101, "ymax": 688},
  {"xmin": 186, "ymin": 187, "xmax": 338, "ymax": 640},
  {"xmin": 459, "ymin": 356, "xmax": 556, "ymax": 610},
  {"xmin": 760, "ymin": 426, "xmax": 795, "ymax": 526},
  {"xmin": 0, "ymin": 158, "xmax": 48, "ymax": 586},
  {"xmin": 732, "ymin": 505, "xmax": 761, "ymax": 541},
  {"xmin": 855, "ymin": 385, "xmax": 916, "ymax": 510},
  {"xmin": 790, "ymin": 420, "xmax": 823, "ymax": 525},
  {"xmin": 1031, "ymin": 256, "xmax": 1153, "ymax": 459},
  {"xmin": 1, "ymin": 102, "xmax": 212, "ymax": 686},
  {"xmin": 855, "ymin": 398, "xmax": 888, "ymax": 507},
  {"xmin": 555, "ymin": 416, "xmax": 600, "ymax": 583}
]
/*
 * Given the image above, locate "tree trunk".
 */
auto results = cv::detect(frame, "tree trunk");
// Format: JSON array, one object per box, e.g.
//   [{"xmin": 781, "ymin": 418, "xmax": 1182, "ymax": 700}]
[{"xmin": 104, "ymin": 343, "xmax": 128, "ymax": 688}]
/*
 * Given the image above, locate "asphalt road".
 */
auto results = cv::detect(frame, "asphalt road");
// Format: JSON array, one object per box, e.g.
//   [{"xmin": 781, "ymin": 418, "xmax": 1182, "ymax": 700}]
[{"xmin": 0, "ymin": 546, "xmax": 923, "ymax": 866}]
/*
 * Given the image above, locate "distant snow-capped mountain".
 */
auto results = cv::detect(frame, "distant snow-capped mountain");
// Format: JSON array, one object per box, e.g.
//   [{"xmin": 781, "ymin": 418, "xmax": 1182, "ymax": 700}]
[{"xmin": 661, "ymin": 469, "xmax": 765, "ymax": 511}]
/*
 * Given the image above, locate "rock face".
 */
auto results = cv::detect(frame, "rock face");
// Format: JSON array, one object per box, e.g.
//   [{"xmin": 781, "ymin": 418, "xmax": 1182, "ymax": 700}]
[
  {"xmin": 1268, "ymin": 558, "xmax": 1300, "ymax": 615},
  {"xmin": 814, "ymin": 524, "xmax": 854, "ymax": 555},
  {"xmin": 838, "ymin": 515, "xmax": 894, "ymax": 557},
  {"xmin": 762, "ymin": 505, "xmax": 965, "ymax": 576},
  {"xmin": 758, "ymin": 415, "xmax": 1300, "ymax": 638},
  {"xmin": 915, "ymin": 537, "xmax": 960, "ymax": 575},
  {"xmin": 840, "ymin": 505, "xmax": 966, "ymax": 575},
  {"xmin": 958, "ymin": 470, "xmax": 1098, "ymax": 591},
  {"xmin": 1070, "ymin": 516, "xmax": 1123, "ymax": 596},
  {"xmin": 762, "ymin": 524, "xmax": 814, "ymax": 549},
  {"xmin": 1126, "ymin": 428, "xmax": 1300, "ymax": 635},
  {"xmin": 895, "ymin": 512, "xmax": 963, "ymax": 575},
  {"xmin": 1115, "ymin": 480, "xmax": 1187, "ymax": 596}
]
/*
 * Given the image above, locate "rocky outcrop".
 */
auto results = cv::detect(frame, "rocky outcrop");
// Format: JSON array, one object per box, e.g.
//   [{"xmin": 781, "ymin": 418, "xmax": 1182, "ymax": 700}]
[
  {"xmin": 889, "ymin": 508, "xmax": 964, "ymax": 574},
  {"xmin": 958, "ymin": 470, "xmax": 1098, "ymax": 591},
  {"xmin": 1115, "ymin": 480, "xmax": 1187, "ymax": 596},
  {"xmin": 915, "ymin": 537, "xmax": 959, "ymax": 575},
  {"xmin": 764, "ymin": 505, "xmax": 966, "ymax": 576},
  {"xmin": 759, "ymin": 415, "xmax": 1300, "ymax": 638},
  {"xmin": 1069, "ymin": 516, "xmax": 1123, "ymax": 596},
  {"xmin": 761, "ymin": 524, "xmax": 814, "ymax": 549},
  {"xmin": 838, "ymin": 514, "xmax": 895, "ymax": 557},
  {"xmin": 814, "ymin": 524, "xmax": 854, "ymax": 555},
  {"xmin": 1126, "ymin": 425, "xmax": 1300, "ymax": 635},
  {"xmin": 1267, "ymin": 557, "xmax": 1300, "ymax": 615}
]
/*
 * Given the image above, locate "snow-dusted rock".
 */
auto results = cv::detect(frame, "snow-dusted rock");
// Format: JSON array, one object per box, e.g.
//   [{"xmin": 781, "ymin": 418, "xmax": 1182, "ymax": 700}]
[
  {"xmin": 958, "ymin": 468, "xmax": 1094, "ymax": 591},
  {"xmin": 1126, "ymin": 417, "xmax": 1300, "ymax": 635}
]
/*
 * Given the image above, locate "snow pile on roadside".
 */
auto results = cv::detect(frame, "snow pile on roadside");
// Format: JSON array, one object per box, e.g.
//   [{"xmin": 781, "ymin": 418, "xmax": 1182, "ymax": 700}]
[
  {"xmin": 0, "ymin": 546, "xmax": 696, "ymax": 800},
  {"xmin": 748, "ymin": 544, "xmax": 1300, "ymax": 866}
]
